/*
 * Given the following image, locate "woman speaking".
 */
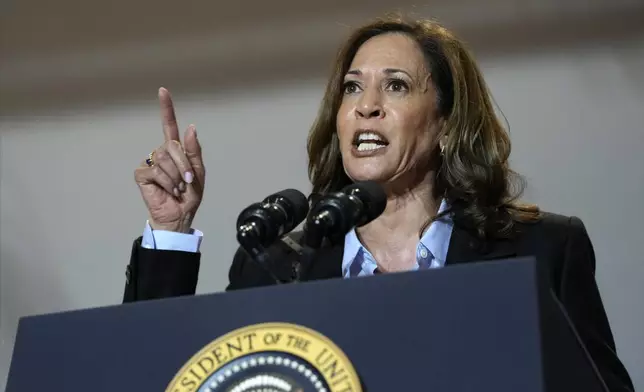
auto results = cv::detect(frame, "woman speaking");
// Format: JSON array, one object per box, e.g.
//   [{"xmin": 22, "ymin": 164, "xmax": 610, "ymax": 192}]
[{"xmin": 124, "ymin": 16, "xmax": 633, "ymax": 391}]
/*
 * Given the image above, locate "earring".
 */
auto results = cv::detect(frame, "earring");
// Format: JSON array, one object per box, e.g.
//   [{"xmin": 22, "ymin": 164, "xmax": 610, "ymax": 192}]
[{"xmin": 439, "ymin": 142, "xmax": 445, "ymax": 155}]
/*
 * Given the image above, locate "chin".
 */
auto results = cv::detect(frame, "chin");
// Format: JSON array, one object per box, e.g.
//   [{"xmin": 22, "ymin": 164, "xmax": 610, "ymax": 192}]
[
  {"xmin": 341, "ymin": 153, "xmax": 396, "ymax": 184},
  {"xmin": 344, "ymin": 166, "xmax": 390, "ymax": 184}
]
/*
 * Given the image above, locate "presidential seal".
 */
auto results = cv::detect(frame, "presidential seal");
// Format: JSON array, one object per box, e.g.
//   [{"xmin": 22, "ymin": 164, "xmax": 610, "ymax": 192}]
[{"xmin": 166, "ymin": 322, "xmax": 362, "ymax": 392}]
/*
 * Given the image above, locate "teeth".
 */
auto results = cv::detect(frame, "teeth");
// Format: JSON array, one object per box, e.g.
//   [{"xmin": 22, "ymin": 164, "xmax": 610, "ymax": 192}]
[
  {"xmin": 357, "ymin": 143, "xmax": 386, "ymax": 151},
  {"xmin": 357, "ymin": 132, "xmax": 384, "ymax": 142}
]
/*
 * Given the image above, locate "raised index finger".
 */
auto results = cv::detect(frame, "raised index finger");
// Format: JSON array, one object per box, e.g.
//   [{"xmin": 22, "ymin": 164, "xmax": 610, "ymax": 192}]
[{"xmin": 158, "ymin": 87, "xmax": 180, "ymax": 142}]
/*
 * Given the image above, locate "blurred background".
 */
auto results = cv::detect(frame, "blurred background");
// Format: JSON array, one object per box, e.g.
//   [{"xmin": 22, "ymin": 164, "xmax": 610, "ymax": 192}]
[{"xmin": 1, "ymin": 0, "xmax": 643, "ymax": 389}]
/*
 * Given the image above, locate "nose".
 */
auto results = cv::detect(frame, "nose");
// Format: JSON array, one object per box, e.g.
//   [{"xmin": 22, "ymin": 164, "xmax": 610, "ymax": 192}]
[{"xmin": 355, "ymin": 90, "xmax": 384, "ymax": 119}]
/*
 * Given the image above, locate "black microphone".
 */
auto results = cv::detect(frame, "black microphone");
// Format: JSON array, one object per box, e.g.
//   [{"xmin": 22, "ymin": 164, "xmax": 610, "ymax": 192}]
[
  {"xmin": 236, "ymin": 189, "xmax": 309, "ymax": 270},
  {"xmin": 303, "ymin": 181, "xmax": 387, "ymax": 248}
]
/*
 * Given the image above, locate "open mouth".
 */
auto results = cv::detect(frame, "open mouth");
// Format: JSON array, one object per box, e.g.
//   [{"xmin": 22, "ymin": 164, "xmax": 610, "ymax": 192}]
[{"xmin": 352, "ymin": 130, "xmax": 390, "ymax": 152}]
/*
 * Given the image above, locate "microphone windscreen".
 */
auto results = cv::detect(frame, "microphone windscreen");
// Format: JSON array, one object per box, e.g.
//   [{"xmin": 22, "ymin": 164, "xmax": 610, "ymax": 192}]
[
  {"xmin": 342, "ymin": 181, "xmax": 387, "ymax": 225},
  {"xmin": 266, "ymin": 188, "xmax": 310, "ymax": 228}
]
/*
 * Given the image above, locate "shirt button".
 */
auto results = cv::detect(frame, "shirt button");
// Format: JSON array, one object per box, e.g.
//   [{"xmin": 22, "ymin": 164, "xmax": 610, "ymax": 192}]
[{"xmin": 419, "ymin": 248, "xmax": 429, "ymax": 259}]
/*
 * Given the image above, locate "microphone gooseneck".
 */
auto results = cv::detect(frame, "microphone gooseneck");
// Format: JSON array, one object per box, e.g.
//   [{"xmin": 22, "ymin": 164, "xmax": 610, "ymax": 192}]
[{"xmin": 303, "ymin": 181, "xmax": 387, "ymax": 249}]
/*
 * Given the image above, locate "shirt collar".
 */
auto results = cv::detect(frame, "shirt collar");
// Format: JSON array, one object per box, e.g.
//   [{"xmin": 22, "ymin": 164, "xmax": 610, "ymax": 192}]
[
  {"xmin": 420, "ymin": 198, "xmax": 452, "ymax": 264},
  {"xmin": 342, "ymin": 229, "xmax": 363, "ymax": 273},
  {"xmin": 341, "ymin": 199, "xmax": 453, "ymax": 273}
]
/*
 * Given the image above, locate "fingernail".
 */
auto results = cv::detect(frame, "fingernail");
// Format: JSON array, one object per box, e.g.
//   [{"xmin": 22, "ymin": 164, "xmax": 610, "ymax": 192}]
[
  {"xmin": 184, "ymin": 172, "xmax": 193, "ymax": 183},
  {"xmin": 173, "ymin": 187, "xmax": 180, "ymax": 197},
  {"xmin": 178, "ymin": 182, "xmax": 186, "ymax": 192},
  {"xmin": 191, "ymin": 125, "xmax": 197, "ymax": 137}
]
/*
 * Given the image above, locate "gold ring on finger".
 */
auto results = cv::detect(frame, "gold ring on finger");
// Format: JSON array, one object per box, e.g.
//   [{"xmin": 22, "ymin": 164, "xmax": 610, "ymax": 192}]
[{"xmin": 145, "ymin": 151, "xmax": 155, "ymax": 167}]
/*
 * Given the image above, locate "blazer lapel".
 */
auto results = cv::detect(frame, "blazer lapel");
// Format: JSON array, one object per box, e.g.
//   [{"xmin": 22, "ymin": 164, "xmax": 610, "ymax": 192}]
[{"xmin": 446, "ymin": 225, "xmax": 517, "ymax": 265}]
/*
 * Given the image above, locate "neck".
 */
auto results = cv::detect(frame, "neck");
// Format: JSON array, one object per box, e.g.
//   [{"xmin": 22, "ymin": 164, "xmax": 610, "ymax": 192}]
[{"xmin": 357, "ymin": 172, "xmax": 440, "ymax": 244}]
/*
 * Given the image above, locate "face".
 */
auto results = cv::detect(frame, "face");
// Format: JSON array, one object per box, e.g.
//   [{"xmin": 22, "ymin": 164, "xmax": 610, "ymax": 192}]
[{"xmin": 336, "ymin": 33, "xmax": 442, "ymax": 188}]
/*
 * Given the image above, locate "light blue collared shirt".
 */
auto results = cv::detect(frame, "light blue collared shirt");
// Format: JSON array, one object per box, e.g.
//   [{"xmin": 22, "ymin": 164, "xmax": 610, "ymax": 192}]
[{"xmin": 342, "ymin": 199, "xmax": 453, "ymax": 277}]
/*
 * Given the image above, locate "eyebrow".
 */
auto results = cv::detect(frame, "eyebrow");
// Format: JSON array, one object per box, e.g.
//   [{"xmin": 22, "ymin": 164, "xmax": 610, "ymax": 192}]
[{"xmin": 345, "ymin": 68, "xmax": 413, "ymax": 78}]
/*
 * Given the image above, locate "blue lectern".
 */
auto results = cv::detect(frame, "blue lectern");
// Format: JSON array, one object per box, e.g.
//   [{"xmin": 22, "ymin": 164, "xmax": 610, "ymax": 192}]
[{"xmin": 6, "ymin": 257, "xmax": 608, "ymax": 391}]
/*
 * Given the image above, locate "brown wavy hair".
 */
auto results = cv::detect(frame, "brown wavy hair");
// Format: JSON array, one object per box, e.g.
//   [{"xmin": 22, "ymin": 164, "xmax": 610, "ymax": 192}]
[{"xmin": 307, "ymin": 15, "xmax": 541, "ymax": 240}]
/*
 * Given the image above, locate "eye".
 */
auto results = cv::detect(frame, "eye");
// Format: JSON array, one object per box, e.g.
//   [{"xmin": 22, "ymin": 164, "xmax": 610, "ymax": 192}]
[
  {"xmin": 386, "ymin": 79, "xmax": 409, "ymax": 92},
  {"xmin": 342, "ymin": 81, "xmax": 360, "ymax": 94}
]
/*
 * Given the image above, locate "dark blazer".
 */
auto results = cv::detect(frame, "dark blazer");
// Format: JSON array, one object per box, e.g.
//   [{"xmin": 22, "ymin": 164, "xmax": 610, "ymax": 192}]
[{"xmin": 122, "ymin": 212, "xmax": 634, "ymax": 392}]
